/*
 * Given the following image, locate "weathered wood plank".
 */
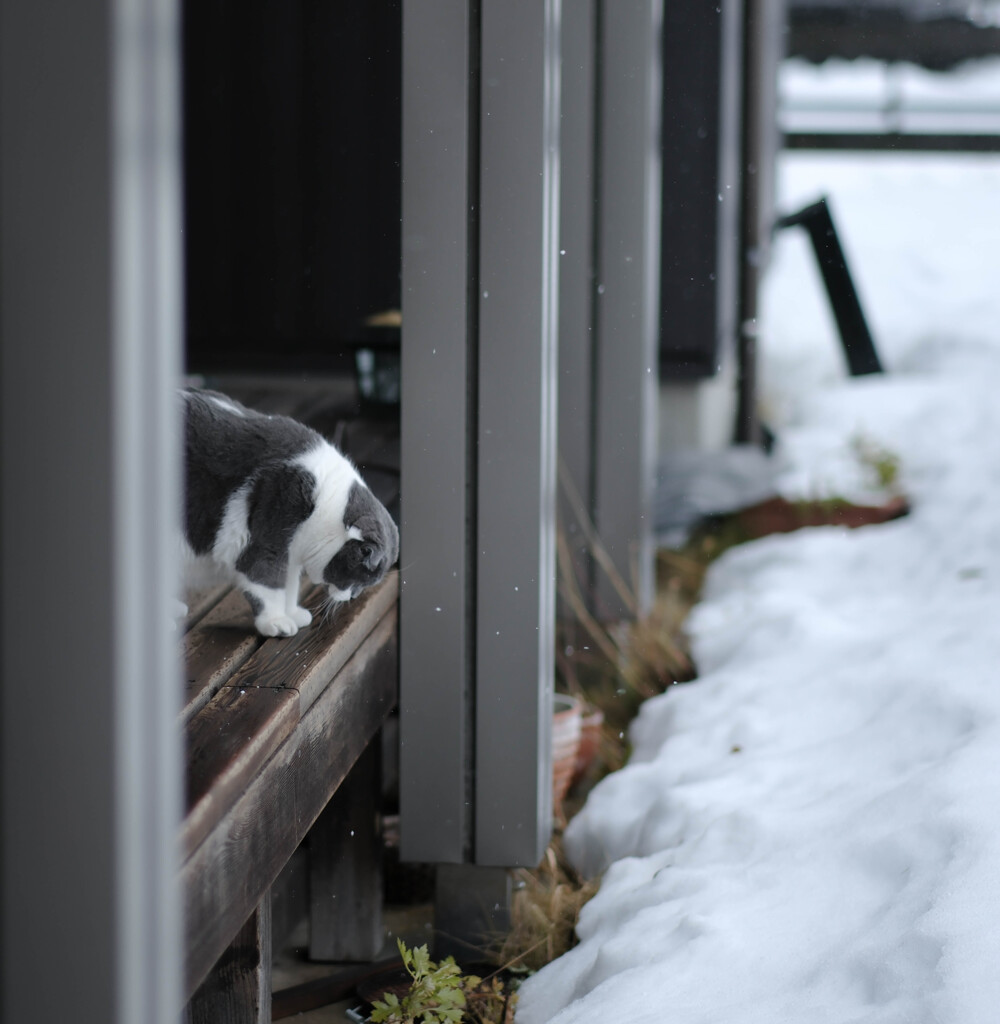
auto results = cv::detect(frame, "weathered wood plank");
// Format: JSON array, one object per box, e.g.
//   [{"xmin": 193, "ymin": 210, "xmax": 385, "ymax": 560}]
[
  {"xmin": 272, "ymin": 959, "xmax": 401, "ymax": 1020},
  {"xmin": 182, "ymin": 577, "xmax": 397, "ymax": 855},
  {"xmin": 271, "ymin": 846, "xmax": 309, "ymax": 956},
  {"xmin": 183, "ymin": 585, "xmax": 231, "ymax": 630},
  {"xmin": 225, "ymin": 575, "xmax": 398, "ymax": 715},
  {"xmin": 309, "ymin": 732, "xmax": 383, "ymax": 962},
  {"xmin": 183, "ymin": 685, "xmax": 300, "ymax": 860},
  {"xmin": 182, "ymin": 606, "xmax": 397, "ymax": 999},
  {"xmin": 182, "ymin": 588, "xmax": 263, "ymax": 723},
  {"xmin": 183, "ymin": 897, "xmax": 272, "ymax": 1024}
]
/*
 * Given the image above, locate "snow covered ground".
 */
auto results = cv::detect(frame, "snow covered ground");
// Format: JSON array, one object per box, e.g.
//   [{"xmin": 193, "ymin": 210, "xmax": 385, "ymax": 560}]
[{"xmin": 517, "ymin": 64, "xmax": 1000, "ymax": 1024}]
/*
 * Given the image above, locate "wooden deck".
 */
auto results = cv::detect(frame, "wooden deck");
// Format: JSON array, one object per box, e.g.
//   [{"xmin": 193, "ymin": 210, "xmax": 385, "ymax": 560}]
[{"xmin": 180, "ymin": 379, "xmax": 400, "ymax": 1019}]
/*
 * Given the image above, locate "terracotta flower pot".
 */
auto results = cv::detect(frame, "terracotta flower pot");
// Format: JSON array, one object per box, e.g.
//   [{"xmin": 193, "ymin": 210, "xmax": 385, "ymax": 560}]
[
  {"xmin": 552, "ymin": 694, "xmax": 582, "ymax": 816},
  {"xmin": 572, "ymin": 702, "xmax": 605, "ymax": 787}
]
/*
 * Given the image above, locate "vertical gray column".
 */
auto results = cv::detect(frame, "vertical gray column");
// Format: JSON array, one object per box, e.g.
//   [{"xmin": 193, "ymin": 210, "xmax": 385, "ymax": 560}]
[
  {"xmin": 399, "ymin": 0, "xmax": 476, "ymax": 864},
  {"xmin": 592, "ymin": 0, "xmax": 663, "ymax": 618},
  {"xmin": 557, "ymin": 0, "xmax": 598, "ymax": 602},
  {"xmin": 115, "ymin": 2, "xmax": 185, "ymax": 1019},
  {"xmin": 736, "ymin": 0, "xmax": 784, "ymax": 444},
  {"xmin": 475, "ymin": 0, "xmax": 561, "ymax": 868},
  {"xmin": 1, "ymin": 0, "xmax": 183, "ymax": 1021}
]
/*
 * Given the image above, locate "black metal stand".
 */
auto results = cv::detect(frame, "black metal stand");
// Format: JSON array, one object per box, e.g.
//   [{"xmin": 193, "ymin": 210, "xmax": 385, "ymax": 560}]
[{"xmin": 776, "ymin": 197, "xmax": 883, "ymax": 376}]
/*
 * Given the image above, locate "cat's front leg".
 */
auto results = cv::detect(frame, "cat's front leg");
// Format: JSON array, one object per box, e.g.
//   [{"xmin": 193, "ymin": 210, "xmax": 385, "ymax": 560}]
[
  {"xmin": 240, "ymin": 578, "xmax": 302, "ymax": 637},
  {"xmin": 284, "ymin": 566, "xmax": 312, "ymax": 630}
]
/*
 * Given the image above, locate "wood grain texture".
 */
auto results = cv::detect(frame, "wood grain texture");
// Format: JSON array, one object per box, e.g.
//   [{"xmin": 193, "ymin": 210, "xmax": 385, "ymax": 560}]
[
  {"xmin": 309, "ymin": 733, "xmax": 383, "ymax": 961},
  {"xmin": 183, "ymin": 585, "xmax": 231, "ymax": 629},
  {"xmin": 182, "ymin": 684, "xmax": 300, "ymax": 860},
  {"xmin": 180, "ymin": 568, "xmax": 397, "ymax": 878},
  {"xmin": 224, "ymin": 575, "xmax": 398, "ymax": 715},
  {"xmin": 182, "ymin": 606, "xmax": 397, "ymax": 999},
  {"xmin": 272, "ymin": 959, "xmax": 402, "ymax": 1020},
  {"xmin": 182, "ymin": 588, "xmax": 263, "ymax": 723},
  {"xmin": 183, "ymin": 897, "xmax": 272, "ymax": 1024},
  {"xmin": 270, "ymin": 846, "xmax": 309, "ymax": 956}
]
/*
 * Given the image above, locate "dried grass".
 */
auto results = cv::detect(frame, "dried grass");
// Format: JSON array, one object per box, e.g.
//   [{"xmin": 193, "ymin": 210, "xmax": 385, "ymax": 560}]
[
  {"xmin": 491, "ymin": 472, "xmax": 750, "ymax": 977},
  {"xmin": 493, "ymin": 839, "xmax": 600, "ymax": 975},
  {"xmin": 555, "ymin": 466, "xmax": 701, "ymax": 739},
  {"xmin": 488, "ymin": 478, "xmax": 727, "ymax": 977}
]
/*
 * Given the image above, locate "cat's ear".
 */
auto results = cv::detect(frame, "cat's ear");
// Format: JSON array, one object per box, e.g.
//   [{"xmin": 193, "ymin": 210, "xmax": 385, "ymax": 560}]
[
  {"xmin": 343, "ymin": 480, "xmax": 380, "ymax": 531},
  {"xmin": 343, "ymin": 481, "xmax": 398, "ymax": 568}
]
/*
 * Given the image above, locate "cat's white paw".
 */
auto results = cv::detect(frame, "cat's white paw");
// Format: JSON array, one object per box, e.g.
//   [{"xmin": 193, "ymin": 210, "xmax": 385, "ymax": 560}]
[
  {"xmin": 169, "ymin": 599, "xmax": 189, "ymax": 633},
  {"xmin": 255, "ymin": 613, "xmax": 300, "ymax": 638},
  {"xmin": 289, "ymin": 606, "xmax": 312, "ymax": 628}
]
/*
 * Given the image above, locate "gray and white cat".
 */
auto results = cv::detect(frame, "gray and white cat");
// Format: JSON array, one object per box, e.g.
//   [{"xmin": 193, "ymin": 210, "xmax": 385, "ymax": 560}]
[{"xmin": 181, "ymin": 388, "xmax": 399, "ymax": 637}]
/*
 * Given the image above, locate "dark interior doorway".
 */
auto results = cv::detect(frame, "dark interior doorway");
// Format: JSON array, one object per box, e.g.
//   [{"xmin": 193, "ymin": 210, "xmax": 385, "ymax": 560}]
[{"xmin": 183, "ymin": 0, "xmax": 402, "ymax": 375}]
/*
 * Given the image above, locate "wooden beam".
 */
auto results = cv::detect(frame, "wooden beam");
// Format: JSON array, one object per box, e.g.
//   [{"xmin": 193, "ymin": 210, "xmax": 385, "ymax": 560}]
[
  {"xmin": 182, "ymin": 606, "xmax": 397, "ymax": 999},
  {"xmin": 270, "ymin": 847, "xmax": 309, "ymax": 955},
  {"xmin": 223, "ymin": 577, "xmax": 398, "ymax": 717},
  {"xmin": 182, "ymin": 588, "xmax": 262, "ymax": 723},
  {"xmin": 183, "ymin": 685, "xmax": 300, "ymax": 860},
  {"xmin": 181, "ymin": 575, "xmax": 398, "ymax": 857},
  {"xmin": 308, "ymin": 733, "xmax": 384, "ymax": 961},
  {"xmin": 183, "ymin": 585, "xmax": 231, "ymax": 629},
  {"xmin": 183, "ymin": 898, "xmax": 272, "ymax": 1024}
]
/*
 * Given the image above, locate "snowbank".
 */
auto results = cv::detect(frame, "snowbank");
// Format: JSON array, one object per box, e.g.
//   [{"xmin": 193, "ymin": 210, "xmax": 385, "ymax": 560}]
[{"xmin": 517, "ymin": 80, "xmax": 1000, "ymax": 1024}]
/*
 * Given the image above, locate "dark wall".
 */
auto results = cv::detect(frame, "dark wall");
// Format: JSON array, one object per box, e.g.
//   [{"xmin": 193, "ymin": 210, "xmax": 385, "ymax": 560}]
[
  {"xmin": 659, "ymin": 0, "xmax": 743, "ymax": 380},
  {"xmin": 788, "ymin": 3, "xmax": 1000, "ymax": 70},
  {"xmin": 184, "ymin": 0, "xmax": 401, "ymax": 374}
]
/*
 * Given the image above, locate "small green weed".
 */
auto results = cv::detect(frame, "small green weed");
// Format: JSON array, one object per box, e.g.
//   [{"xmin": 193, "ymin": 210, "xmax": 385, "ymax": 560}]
[
  {"xmin": 370, "ymin": 940, "xmax": 514, "ymax": 1024},
  {"xmin": 851, "ymin": 433, "xmax": 902, "ymax": 493},
  {"xmin": 370, "ymin": 940, "xmax": 474, "ymax": 1024}
]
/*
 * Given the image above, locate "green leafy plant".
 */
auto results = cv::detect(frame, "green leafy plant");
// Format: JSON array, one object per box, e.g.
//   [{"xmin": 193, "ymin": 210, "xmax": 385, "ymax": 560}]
[
  {"xmin": 370, "ymin": 940, "xmax": 481, "ymax": 1024},
  {"xmin": 851, "ymin": 433, "xmax": 902, "ymax": 493}
]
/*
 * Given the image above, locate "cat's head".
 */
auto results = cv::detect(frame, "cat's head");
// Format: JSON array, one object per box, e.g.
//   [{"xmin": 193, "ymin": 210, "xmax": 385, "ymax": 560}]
[{"xmin": 321, "ymin": 481, "xmax": 399, "ymax": 601}]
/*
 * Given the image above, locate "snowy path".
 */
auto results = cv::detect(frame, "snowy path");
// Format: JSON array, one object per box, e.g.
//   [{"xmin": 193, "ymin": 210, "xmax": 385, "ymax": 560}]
[{"xmin": 517, "ymin": 71, "xmax": 1000, "ymax": 1024}]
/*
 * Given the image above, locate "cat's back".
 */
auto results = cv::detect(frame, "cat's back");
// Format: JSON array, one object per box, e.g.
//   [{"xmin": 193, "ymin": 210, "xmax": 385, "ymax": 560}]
[
  {"xmin": 182, "ymin": 387, "xmax": 321, "ymax": 554},
  {"xmin": 183, "ymin": 388, "xmax": 319, "ymax": 477}
]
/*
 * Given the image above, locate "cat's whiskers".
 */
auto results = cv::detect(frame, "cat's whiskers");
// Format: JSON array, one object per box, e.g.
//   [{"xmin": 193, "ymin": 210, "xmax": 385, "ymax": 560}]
[{"xmin": 319, "ymin": 590, "xmax": 346, "ymax": 624}]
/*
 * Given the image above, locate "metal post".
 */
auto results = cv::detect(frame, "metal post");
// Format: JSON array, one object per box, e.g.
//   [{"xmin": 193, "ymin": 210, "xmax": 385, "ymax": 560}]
[
  {"xmin": 474, "ymin": 0, "xmax": 561, "ymax": 868},
  {"xmin": 735, "ymin": 0, "xmax": 784, "ymax": 444},
  {"xmin": 401, "ymin": 0, "xmax": 561, "ymax": 875},
  {"xmin": 1, "ymin": 0, "xmax": 183, "ymax": 1021},
  {"xmin": 399, "ymin": 0, "xmax": 477, "ymax": 865},
  {"xmin": 591, "ymin": 0, "xmax": 663, "ymax": 618},
  {"xmin": 557, "ymin": 0, "xmax": 598, "ymax": 606}
]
